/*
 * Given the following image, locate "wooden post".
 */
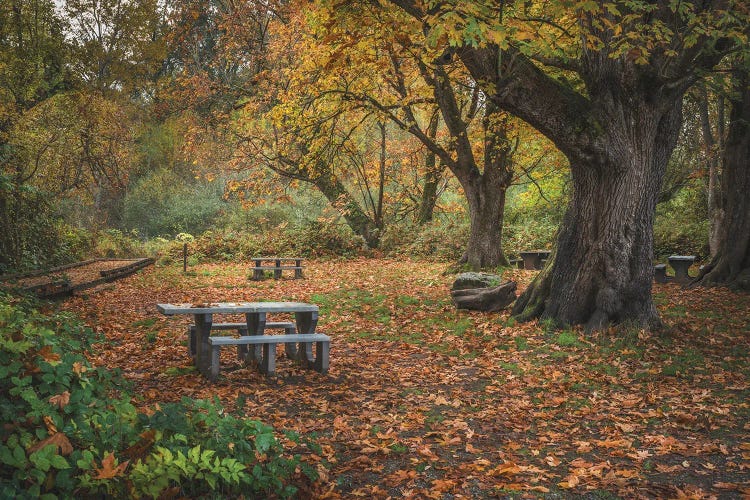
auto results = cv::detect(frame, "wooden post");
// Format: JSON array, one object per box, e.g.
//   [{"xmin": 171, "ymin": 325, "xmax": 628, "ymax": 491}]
[{"xmin": 183, "ymin": 243, "xmax": 188, "ymax": 272}]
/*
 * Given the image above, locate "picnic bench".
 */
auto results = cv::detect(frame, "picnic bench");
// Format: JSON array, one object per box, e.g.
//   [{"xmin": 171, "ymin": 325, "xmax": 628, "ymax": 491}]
[
  {"xmin": 668, "ymin": 255, "xmax": 695, "ymax": 284},
  {"xmin": 157, "ymin": 302, "xmax": 329, "ymax": 381},
  {"xmin": 654, "ymin": 264, "xmax": 668, "ymax": 283},
  {"xmin": 250, "ymin": 257, "xmax": 304, "ymax": 280},
  {"xmin": 519, "ymin": 250, "xmax": 551, "ymax": 270}
]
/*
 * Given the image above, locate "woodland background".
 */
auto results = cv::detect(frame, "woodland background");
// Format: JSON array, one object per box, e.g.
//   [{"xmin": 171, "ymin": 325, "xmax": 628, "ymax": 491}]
[
  {"xmin": 0, "ymin": 0, "xmax": 734, "ymax": 274},
  {"xmin": 1, "ymin": 0, "xmax": 749, "ymax": 498}
]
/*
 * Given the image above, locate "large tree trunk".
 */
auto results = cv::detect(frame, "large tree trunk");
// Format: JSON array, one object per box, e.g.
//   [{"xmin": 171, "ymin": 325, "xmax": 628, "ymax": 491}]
[
  {"xmin": 513, "ymin": 98, "xmax": 683, "ymax": 331},
  {"xmin": 696, "ymin": 69, "xmax": 750, "ymax": 290}
]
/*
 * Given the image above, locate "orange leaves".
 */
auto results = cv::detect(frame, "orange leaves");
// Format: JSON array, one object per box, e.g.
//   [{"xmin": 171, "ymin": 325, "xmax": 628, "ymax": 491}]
[
  {"xmin": 48, "ymin": 391, "xmax": 70, "ymax": 410},
  {"xmin": 28, "ymin": 432, "xmax": 74, "ymax": 456},
  {"xmin": 92, "ymin": 453, "xmax": 129, "ymax": 480},
  {"xmin": 60, "ymin": 258, "xmax": 750, "ymax": 497},
  {"xmin": 38, "ymin": 345, "xmax": 61, "ymax": 364},
  {"xmin": 122, "ymin": 429, "xmax": 157, "ymax": 461}
]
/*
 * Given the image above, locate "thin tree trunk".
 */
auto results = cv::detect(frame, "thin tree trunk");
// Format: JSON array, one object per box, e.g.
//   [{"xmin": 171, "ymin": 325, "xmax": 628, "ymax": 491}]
[
  {"xmin": 698, "ymin": 85, "xmax": 724, "ymax": 257},
  {"xmin": 375, "ymin": 122, "xmax": 386, "ymax": 230},
  {"xmin": 417, "ymin": 114, "xmax": 442, "ymax": 224},
  {"xmin": 696, "ymin": 68, "xmax": 750, "ymax": 290},
  {"xmin": 312, "ymin": 170, "xmax": 380, "ymax": 248}
]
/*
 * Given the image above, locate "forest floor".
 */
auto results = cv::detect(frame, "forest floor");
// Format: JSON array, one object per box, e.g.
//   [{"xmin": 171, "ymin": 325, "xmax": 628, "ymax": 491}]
[{"xmin": 63, "ymin": 258, "xmax": 750, "ymax": 499}]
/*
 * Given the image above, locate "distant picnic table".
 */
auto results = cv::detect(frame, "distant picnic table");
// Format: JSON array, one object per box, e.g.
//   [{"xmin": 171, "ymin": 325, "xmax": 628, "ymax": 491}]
[
  {"xmin": 156, "ymin": 301, "xmax": 329, "ymax": 381},
  {"xmin": 250, "ymin": 257, "xmax": 304, "ymax": 280},
  {"xmin": 519, "ymin": 250, "xmax": 551, "ymax": 270}
]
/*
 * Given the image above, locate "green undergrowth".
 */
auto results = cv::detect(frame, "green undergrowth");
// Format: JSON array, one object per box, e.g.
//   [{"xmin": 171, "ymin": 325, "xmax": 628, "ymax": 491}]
[{"xmin": 0, "ymin": 292, "xmax": 317, "ymax": 498}]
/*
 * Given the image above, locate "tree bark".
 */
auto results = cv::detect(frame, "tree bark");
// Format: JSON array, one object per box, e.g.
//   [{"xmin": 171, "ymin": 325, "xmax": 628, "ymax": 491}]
[
  {"xmin": 696, "ymin": 68, "xmax": 750, "ymax": 290},
  {"xmin": 460, "ymin": 167, "xmax": 509, "ymax": 269},
  {"xmin": 511, "ymin": 94, "xmax": 684, "ymax": 331}
]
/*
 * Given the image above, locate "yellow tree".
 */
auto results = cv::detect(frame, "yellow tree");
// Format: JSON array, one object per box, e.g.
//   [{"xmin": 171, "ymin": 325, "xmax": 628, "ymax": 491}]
[
  {"xmin": 245, "ymin": 0, "xmax": 558, "ymax": 268},
  {"xmin": 232, "ymin": 3, "xmax": 443, "ymax": 248}
]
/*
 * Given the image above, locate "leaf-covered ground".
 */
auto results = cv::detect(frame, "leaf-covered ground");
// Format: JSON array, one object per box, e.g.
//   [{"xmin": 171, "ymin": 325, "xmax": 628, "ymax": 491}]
[{"xmin": 64, "ymin": 258, "xmax": 750, "ymax": 498}]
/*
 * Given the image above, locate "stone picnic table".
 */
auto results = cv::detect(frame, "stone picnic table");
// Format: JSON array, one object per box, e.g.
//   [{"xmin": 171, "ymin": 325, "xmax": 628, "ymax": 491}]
[
  {"xmin": 156, "ymin": 302, "xmax": 328, "ymax": 381},
  {"xmin": 250, "ymin": 257, "xmax": 304, "ymax": 280},
  {"xmin": 519, "ymin": 250, "xmax": 551, "ymax": 270},
  {"xmin": 668, "ymin": 255, "xmax": 696, "ymax": 284}
]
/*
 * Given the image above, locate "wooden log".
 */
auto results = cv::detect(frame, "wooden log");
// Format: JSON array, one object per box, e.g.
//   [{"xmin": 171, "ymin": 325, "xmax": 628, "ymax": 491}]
[{"xmin": 451, "ymin": 281, "xmax": 517, "ymax": 312}]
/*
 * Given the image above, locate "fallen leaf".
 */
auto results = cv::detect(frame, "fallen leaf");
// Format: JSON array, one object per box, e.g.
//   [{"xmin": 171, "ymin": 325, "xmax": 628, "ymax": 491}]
[
  {"xmin": 28, "ymin": 432, "xmax": 74, "ymax": 456},
  {"xmin": 48, "ymin": 391, "xmax": 70, "ymax": 410},
  {"xmin": 92, "ymin": 453, "xmax": 129, "ymax": 479}
]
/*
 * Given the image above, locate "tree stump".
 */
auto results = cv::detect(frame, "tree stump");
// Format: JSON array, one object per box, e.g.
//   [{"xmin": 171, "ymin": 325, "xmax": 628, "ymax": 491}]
[{"xmin": 451, "ymin": 281, "xmax": 517, "ymax": 312}]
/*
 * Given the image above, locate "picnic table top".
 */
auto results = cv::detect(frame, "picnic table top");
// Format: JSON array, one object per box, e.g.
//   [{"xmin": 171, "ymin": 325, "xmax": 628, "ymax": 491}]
[
  {"xmin": 157, "ymin": 301, "xmax": 318, "ymax": 315},
  {"xmin": 520, "ymin": 249, "xmax": 551, "ymax": 255},
  {"xmin": 668, "ymin": 255, "xmax": 696, "ymax": 261},
  {"xmin": 250, "ymin": 257, "xmax": 303, "ymax": 261}
]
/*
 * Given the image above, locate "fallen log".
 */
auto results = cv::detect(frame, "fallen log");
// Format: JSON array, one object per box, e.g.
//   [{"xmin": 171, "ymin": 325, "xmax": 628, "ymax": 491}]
[{"xmin": 451, "ymin": 281, "xmax": 517, "ymax": 312}]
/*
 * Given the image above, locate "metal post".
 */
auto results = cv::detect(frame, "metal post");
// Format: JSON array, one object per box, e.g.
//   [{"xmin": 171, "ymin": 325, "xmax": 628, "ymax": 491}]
[{"xmin": 183, "ymin": 243, "xmax": 188, "ymax": 272}]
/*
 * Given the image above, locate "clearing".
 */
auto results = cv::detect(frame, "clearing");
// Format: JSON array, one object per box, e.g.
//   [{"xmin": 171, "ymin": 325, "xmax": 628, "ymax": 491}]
[{"xmin": 64, "ymin": 258, "xmax": 750, "ymax": 498}]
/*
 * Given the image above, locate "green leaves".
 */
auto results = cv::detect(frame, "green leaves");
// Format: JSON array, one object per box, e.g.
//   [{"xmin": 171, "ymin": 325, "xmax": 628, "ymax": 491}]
[{"xmin": 0, "ymin": 293, "xmax": 313, "ymax": 498}]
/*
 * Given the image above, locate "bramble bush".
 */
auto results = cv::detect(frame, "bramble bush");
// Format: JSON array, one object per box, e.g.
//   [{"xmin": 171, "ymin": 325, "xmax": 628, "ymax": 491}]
[{"xmin": 0, "ymin": 292, "xmax": 316, "ymax": 498}]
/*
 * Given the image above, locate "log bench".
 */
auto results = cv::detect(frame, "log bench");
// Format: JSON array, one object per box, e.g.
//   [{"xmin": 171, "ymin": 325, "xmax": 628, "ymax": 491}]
[
  {"xmin": 187, "ymin": 321, "xmax": 295, "ymax": 358},
  {"xmin": 208, "ymin": 333, "xmax": 330, "ymax": 380}
]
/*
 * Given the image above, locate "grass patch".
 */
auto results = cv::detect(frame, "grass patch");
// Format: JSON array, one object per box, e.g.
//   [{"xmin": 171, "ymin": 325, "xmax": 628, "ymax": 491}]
[
  {"xmin": 499, "ymin": 361, "xmax": 523, "ymax": 376},
  {"xmin": 388, "ymin": 443, "xmax": 409, "ymax": 454},
  {"xmin": 555, "ymin": 330, "xmax": 582, "ymax": 347},
  {"xmin": 514, "ymin": 336, "xmax": 529, "ymax": 351},
  {"xmin": 163, "ymin": 366, "xmax": 197, "ymax": 376},
  {"xmin": 395, "ymin": 295, "xmax": 420, "ymax": 307},
  {"xmin": 350, "ymin": 330, "xmax": 424, "ymax": 344},
  {"xmin": 132, "ymin": 317, "xmax": 158, "ymax": 328}
]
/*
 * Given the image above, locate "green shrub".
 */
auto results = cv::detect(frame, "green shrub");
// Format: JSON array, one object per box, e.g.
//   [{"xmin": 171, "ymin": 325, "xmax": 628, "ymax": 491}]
[
  {"xmin": 654, "ymin": 183, "xmax": 709, "ymax": 260},
  {"xmin": 381, "ymin": 216, "xmax": 468, "ymax": 261},
  {"xmin": 92, "ymin": 229, "xmax": 146, "ymax": 258},
  {"xmin": 0, "ymin": 292, "xmax": 316, "ymax": 498}
]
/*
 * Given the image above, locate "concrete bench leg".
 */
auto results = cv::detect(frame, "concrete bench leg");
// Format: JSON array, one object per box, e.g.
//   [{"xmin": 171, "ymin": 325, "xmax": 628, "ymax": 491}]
[
  {"xmin": 297, "ymin": 342, "xmax": 314, "ymax": 368},
  {"xmin": 283, "ymin": 325, "xmax": 298, "ymax": 358},
  {"xmin": 654, "ymin": 264, "xmax": 667, "ymax": 283},
  {"xmin": 235, "ymin": 327, "xmax": 249, "ymax": 360},
  {"xmin": 252, "ymin": 268, "xmax": 265, "ymax": 280},
  {"xmin": 210, "ymin": 345, "xmax": 221, "ymax": 382},
  {"xmin": 314, "ymin": 341, "xmax": 329, "ymax": 373},
  {"xmin": 260, "ymin": 343, "xmax": 277, "ymax": 375},
  {"xmin": 188, "ymin": 326, "xmax": 196, "ymax": 357}
]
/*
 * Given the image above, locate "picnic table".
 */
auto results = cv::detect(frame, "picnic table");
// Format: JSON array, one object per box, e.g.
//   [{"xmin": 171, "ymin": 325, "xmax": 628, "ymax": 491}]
[
  {"xmin": 519, "ymin": 250, "xmax": 551, "ymax": 270},
  {"xmin": 668, "ymin": 255, "xmax": 695, "ymax": 284},
  {"xmin": 156, "ymin": 302, "xmax": 329, "ymax": 381},
  {"xmin": 250, "ymin": 257, "xmax": 304, "ymax": 280}
]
